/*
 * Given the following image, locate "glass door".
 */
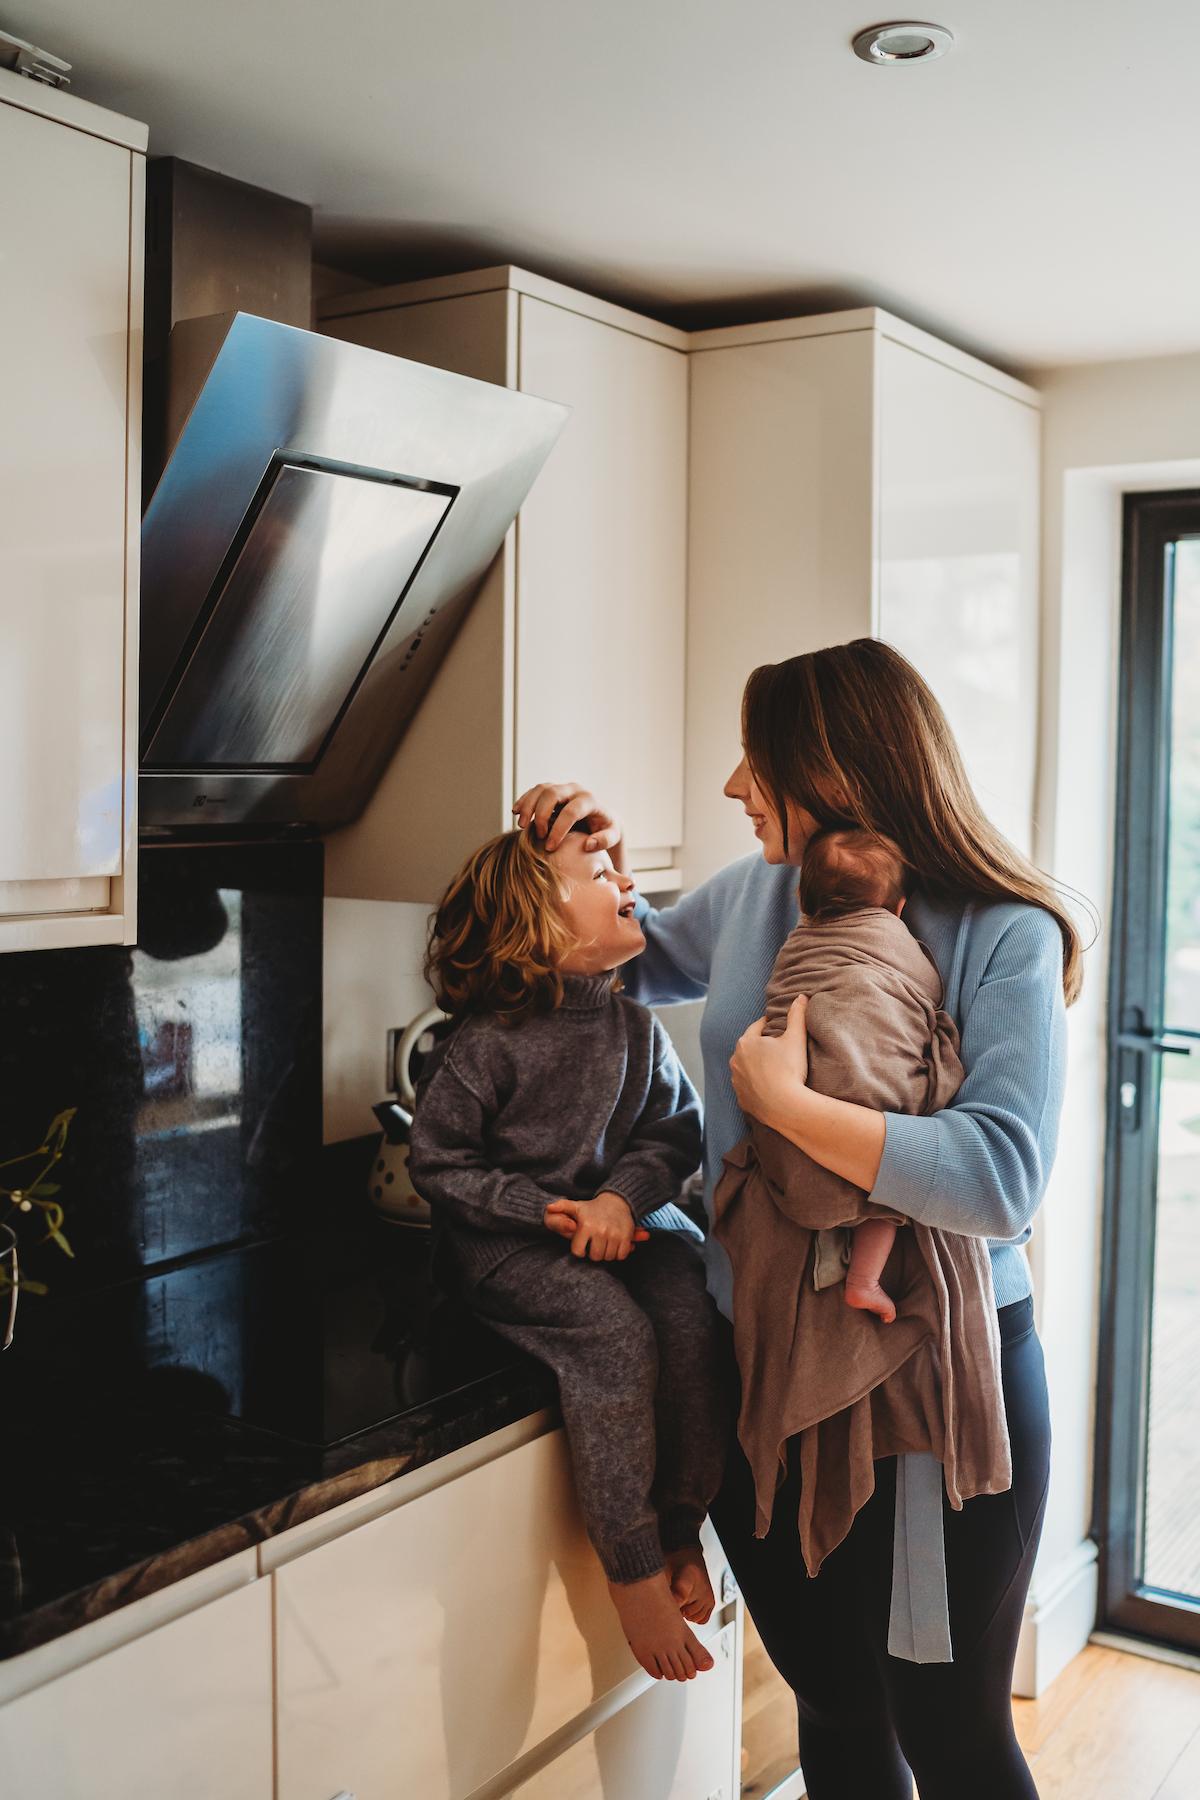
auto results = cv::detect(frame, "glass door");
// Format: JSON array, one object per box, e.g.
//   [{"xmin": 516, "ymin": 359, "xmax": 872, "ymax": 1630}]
[{"xmin": 1099, "ymin": 490, "xmax": 1200, "ymax": 1648}]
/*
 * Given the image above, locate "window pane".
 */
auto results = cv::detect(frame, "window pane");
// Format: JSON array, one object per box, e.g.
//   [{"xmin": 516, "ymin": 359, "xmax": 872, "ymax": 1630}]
[{"xmin": 1145, "ymin": 537, "xmax": 1200, "ymax": 1597}]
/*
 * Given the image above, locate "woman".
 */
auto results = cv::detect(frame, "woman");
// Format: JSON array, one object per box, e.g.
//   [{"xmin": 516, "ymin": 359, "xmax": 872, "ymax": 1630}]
[{"xmin": 514, "ymin": 639, "xmax": 1075, "ymax": 1800}]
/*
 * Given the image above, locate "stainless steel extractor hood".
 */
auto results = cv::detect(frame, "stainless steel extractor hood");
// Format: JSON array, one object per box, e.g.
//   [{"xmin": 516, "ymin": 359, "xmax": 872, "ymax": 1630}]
[{"xmin": 139, "ymin": 309, "xmax": 567, "ymax": 832}]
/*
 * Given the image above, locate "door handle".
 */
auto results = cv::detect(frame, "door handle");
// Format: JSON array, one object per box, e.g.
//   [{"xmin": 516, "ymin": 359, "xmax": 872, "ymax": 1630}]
[{"xmin": 1114, "ymin": 1033, "xmax": 1192, "ymax": 1055}]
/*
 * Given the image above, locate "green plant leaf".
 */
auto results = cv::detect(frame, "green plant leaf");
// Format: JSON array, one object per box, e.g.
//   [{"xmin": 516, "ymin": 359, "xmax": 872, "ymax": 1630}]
[
  {"xmin": 50, "ymin": 1229, "xmax": 73, "ymax": 1257},
  {"xmin": 30, "ymin": 1182, "xmax": 60, "ymax": 1196},
  {"xmin": 1, "ymin": 1270, "xmax": 49, "ymax": 1294}
]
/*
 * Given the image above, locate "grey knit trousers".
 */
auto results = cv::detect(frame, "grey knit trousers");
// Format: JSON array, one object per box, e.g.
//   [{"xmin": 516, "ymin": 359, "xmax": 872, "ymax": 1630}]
[{"xmin": 472, "ymin": 1233, "xmax": 729, "ymax": 1585}]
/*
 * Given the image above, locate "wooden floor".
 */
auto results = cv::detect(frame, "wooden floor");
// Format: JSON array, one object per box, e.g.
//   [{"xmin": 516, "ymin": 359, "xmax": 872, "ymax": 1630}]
[
  {"xmin": 741, "ymin": 1612, "xmax": 802, "ymax": 1796},
  {"xmin": 1013, "ymin": 1643, "xmax": 1200, "ymax": 1798},
  {"xmin": 740, "ymin": 1620, "xmax": 1200, "ymax": 1798}
]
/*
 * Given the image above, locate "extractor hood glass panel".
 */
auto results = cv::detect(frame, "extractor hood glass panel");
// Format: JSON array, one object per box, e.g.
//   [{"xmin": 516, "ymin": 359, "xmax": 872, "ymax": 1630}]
[{"xmin": 143, "ymin": 464, "xmax": 452, "ymax": 770}]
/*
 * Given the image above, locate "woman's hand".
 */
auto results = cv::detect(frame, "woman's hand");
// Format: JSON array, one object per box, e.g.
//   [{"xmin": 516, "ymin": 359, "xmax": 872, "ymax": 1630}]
[
  {"xmin": 730, "ymin": 994, "xmax": 887, "ymax": 1192},
  {"xmin": 513, "ymin": 783, "xmax": 628, "ymax": 870},
  {"xmin": 729, "ymin": 995, "xmax": 811, "ymax": 1132}
]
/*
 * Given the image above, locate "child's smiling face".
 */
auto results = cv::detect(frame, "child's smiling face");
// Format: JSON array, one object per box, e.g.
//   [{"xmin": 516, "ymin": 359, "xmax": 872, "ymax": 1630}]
[{"xmin": 552, "ymin": 831, "xmax": 645, "ymax": 974}]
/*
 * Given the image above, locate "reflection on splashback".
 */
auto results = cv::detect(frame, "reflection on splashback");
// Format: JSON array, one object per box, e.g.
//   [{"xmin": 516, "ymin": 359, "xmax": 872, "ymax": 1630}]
[
  {"xmin": 133, "ymin": 846, "xmax": 323, "ymax": 1264},
  {"xmin": 134, "ymin": 888, "xmax": 244, "ymax": 1263},
  {"xmin": 0, "ymin": 843, "xmax": 323, "ymax": 1297}
]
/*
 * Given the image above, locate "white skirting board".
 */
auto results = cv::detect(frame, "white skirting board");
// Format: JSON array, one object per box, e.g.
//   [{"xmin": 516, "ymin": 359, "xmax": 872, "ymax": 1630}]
[
  {"xmin": 763, "ymin": 1771, "xmax": 806, "ymax": 1800},
  {"xmin": 1089, "ymin": 1631, "xmax": 1200, "ymax": 1675},
  {"xmin": 1012, "ymin": 1539, "xmax": 1099, "ymax": 1697}
]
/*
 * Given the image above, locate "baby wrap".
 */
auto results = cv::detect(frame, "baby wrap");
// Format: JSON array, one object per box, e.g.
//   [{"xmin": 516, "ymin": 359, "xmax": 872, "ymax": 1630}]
[{"xmin": 713, "ymin": 907, "xmax": 1013, "ymax": 1659}]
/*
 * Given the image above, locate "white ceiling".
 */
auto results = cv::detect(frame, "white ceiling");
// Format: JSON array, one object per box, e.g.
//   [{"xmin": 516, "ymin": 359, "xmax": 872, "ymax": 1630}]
[{"xmin": 9, "ymin": 0, "xmax": 1200, "ymax": 369}]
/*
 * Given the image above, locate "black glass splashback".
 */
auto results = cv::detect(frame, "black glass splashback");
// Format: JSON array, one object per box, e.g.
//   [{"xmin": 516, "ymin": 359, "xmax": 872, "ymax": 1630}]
[
  {"xmin": 0, "ymin": 844, "xmax": 523, "ymax": 1449},
  {"xmin": 0, "ymin": 843, "xmax": 327, "ymax": 1428}
]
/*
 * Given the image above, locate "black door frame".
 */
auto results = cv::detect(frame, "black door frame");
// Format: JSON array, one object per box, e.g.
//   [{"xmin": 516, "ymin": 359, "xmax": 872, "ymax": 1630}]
[{"xmin": 1095, "ymin": 488, "xmax": 1200, "ymax": 1650}]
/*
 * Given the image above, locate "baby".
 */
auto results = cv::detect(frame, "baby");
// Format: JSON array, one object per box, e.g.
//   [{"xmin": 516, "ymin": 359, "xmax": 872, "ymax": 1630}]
[
  {"xmin": 762, "ymin": 826, "xmax": 943, "ymax": 1323},
  {"xmin": 408, "ymin": 820, "xmax": 727, "ymax": 1683},
  {"xmin": 715, "ymin": 830, "xmax": 1001, "ymax": 1571}
]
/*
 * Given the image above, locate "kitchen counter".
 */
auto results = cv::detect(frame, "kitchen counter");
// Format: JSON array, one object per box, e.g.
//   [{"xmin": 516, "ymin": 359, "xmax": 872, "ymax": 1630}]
[{"xmin": 0, "ymin": 1211, "xmax": 556, "ymax": 1664}]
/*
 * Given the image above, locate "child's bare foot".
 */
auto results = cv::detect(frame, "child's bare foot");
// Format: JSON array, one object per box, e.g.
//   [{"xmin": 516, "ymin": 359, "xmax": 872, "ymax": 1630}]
[
  {"xmin": 608, "ymin": 1572, "xmax": 715, "ymax": 1680},
  {"xmin": 845, "ymin": 1278, "xmax": 896, "ymax": 1323},
  {"xmin": 665, "ymin": 1546, "xmax": 716, "ymax": 1623}
]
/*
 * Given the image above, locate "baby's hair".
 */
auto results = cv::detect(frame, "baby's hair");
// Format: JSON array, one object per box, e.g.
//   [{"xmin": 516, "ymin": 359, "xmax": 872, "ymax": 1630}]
[
  {"xmin": 798, "ymin": 827, "xmax": 910, "ymax": 923},
  {"xmin": 426, "ymin": 822, "xmax": 591, "ymax": 1027}
]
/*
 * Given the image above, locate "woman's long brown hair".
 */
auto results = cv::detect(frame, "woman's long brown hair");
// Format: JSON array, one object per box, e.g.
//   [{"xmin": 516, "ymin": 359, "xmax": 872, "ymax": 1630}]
[{"xmin": 742, "ymin": 639, "xmax": 1084, "ymax": 1003}]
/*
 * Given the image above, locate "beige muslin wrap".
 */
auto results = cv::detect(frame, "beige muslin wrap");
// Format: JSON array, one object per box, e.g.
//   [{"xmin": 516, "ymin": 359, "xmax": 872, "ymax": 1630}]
[{"xmin": 713, "ymin": 906, "xmax": 1012, "ymax": 1575}]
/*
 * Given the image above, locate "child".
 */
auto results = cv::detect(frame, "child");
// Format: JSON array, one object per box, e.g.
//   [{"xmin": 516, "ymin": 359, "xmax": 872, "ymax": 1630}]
[
  {"xmin": 408, "ymin": 820, "xmax": 727, "ymax": 1683},
  {"xmin": 761, "ymin": 826, "xmax": 934, "ymax": 1322}
]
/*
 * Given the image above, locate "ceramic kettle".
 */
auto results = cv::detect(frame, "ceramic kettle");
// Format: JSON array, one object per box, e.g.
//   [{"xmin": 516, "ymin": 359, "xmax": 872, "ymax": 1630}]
[{"xmin": 366, "ymin": 1006, "xmax": 449, "ymax": 1226}]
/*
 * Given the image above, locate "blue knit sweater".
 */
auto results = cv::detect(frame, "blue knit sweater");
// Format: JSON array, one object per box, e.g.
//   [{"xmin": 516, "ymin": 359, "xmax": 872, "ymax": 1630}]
[{"xmin": 625, "ymin": 855, "xmax": 1067, "ymax": 1317}]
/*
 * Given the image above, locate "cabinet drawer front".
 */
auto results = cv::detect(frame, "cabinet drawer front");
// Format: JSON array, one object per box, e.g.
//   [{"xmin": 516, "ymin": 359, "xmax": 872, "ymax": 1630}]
[
  {"xmin": 0, "ymin": 101, "xmax": 131, "ymax": 882},
  {"xmin": 0, "ymin": 1578, "xmax": 272, "ymax": 1800},
  {"xmin": 276, "ymin": 1429, "xmax": 636, "ymax": 1800},
  {"xmin": 512, "ymin": 1621, "xmax": 740, "ymax": 1800}
]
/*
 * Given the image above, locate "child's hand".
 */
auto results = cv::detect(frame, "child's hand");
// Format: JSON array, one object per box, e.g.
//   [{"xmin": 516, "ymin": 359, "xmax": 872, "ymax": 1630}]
[
  {"xmin": 543, "ymin": 1194, "xmax": 650, "ymax": 1261},
  {"xmin": 543, "ymin": 1201, "xmax": 578, "ymax": 1241}
]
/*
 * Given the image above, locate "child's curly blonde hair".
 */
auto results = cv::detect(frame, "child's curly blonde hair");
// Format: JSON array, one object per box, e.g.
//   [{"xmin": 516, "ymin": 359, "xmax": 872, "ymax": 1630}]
[{"xmin": 425, "ymin": 826, "xmax": 582, "ymax": 1027}]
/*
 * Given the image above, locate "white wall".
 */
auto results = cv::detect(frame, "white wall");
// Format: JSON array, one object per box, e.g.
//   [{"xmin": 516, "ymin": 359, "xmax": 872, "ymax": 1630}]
[
  {"xmin": 1018, "ymin": 349, "xmax": 1200, "ymax": 1693},
  {"xmin": 323, "ymin": 898, "xmax": 435, "ymax": 1143}
]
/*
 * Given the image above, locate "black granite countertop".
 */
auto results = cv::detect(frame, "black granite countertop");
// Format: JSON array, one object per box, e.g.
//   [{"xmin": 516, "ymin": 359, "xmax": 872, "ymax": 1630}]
[{"xmin": 0, "ymin": 1210, "xmax": 558, "ymax": 1664}]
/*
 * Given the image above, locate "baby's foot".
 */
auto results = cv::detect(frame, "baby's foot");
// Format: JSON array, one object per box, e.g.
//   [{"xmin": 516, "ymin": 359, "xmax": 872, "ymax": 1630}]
[
  {"xmin": 665, "ymin": 1545, "xmax": 716, "ymax": 1623},
  {"xmin": 844, "ymin": 1279, "xmax": 897, "ymax": 1324},
  {"xmin": 608, "ymin": 1572, "xmax": 715, "ymax": 1681}
]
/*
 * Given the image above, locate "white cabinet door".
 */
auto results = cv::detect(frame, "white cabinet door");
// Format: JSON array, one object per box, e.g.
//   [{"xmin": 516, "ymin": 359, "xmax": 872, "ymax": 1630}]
[
  {"xmin": 516, "ymin": 297, "xmax": 688, "ymax": 855},
  {"xmin": 878, "ymin": 336, "xmax": 1041, "ymax": 856},
  {"xmin": 275, "ymin": 1429, "xmax": 638, "ymax": 1800},
  {"xmin": 0, "ymin": 89, "xmax": 139, "ymax": 944},
  {"xmin": 0, "ymin": 1579, "xmax": 273, "ymax": 1800},
  {"xmin": 512, "ymin": 1618, "xmax": 740, "ymax": 1800},
  {"xmin": 684, "ymin": 328, "xmax": 876, "ymax": 891}
]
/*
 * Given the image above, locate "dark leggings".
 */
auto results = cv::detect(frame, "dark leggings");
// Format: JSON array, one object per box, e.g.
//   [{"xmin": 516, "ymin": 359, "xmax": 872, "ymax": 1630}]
[{"xmin": 710, "ymin": 1296, "xmax": 1050, "ymax": 1799}]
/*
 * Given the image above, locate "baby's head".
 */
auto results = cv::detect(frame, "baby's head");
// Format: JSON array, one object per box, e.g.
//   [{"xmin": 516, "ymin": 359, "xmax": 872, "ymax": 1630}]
[
  {"xmin": 427, "ymin": 822, "xmax": 644, "ymax": 1025},
  {"xmin": 798, "ymin": 827, "xmax": 910, "ymax": 924}
]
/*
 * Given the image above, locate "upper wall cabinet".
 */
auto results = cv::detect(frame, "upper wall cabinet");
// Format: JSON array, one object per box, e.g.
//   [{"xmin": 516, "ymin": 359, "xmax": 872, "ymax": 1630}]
[
  {"xmin": 686, "ymin": 310, "xmax": 1040, "ymax": 890},
  {"xmin": 318, "ymin": 268, "xmax": 689, "ymax": 904},
  {"xmin": 0, "ymin": 71, "xmax": 145, "ymax": 952}
]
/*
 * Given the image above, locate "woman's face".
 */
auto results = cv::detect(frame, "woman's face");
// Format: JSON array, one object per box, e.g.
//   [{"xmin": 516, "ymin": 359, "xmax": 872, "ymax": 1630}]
[{"xmin": 724, "ymin": 756, "xmax": 821, "ymax": 867}]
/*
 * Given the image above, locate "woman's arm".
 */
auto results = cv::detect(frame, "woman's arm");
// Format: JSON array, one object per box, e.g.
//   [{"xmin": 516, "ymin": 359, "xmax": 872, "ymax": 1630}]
[
  {"xmin": 870, "ymin": 911, "xmax": 1067, "ymax": 1240},
  {"xmin": 729, "ymin": 997, "xmax": 887, "ymax": 1191}
]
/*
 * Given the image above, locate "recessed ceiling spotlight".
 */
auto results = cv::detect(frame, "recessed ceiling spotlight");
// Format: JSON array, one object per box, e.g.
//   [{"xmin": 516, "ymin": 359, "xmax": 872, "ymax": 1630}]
[{"xmin": 852, "ymin": 21, "xmax": 954, "ymax": 64}]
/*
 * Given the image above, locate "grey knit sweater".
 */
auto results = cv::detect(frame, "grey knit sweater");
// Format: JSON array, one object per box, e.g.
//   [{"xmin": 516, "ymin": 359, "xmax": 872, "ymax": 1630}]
[{"xmin": 408, "ymin": 972, "xmax": 704, "ymax": 1286}]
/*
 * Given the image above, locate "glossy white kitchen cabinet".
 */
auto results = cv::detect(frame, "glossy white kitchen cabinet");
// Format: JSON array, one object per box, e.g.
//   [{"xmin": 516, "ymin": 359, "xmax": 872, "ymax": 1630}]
[
  {"xmin": 317, "ymin": 268, "xmax": 689, "ymax": 903},
  {"xmin": 0, "ymin": 71, "xmax": 145, "ymax": 951},
  {"xmin": 512, "ymin": 1618, "xmax": 739, "ymax": 1800},
  {"xmin": 686, "ymin": 308, "xmax": 1041, "ymax": 888},
  {"xmin": 272, "ymin": 1421, "xmax": 740, "ymax": 1800},
  {"xmin": 0, "ymin": 1575, "xmax": 273, "ymax": 1800},
  {"xmin": 877, "ymin": 335, "xmax": 1041, "ymax": 856}
]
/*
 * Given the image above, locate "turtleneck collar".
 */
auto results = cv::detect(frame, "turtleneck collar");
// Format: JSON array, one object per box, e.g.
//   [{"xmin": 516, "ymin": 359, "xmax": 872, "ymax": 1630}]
[{"xmin": 559, "ymin": 970, "xmax": 616, "ymax": 1013}]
